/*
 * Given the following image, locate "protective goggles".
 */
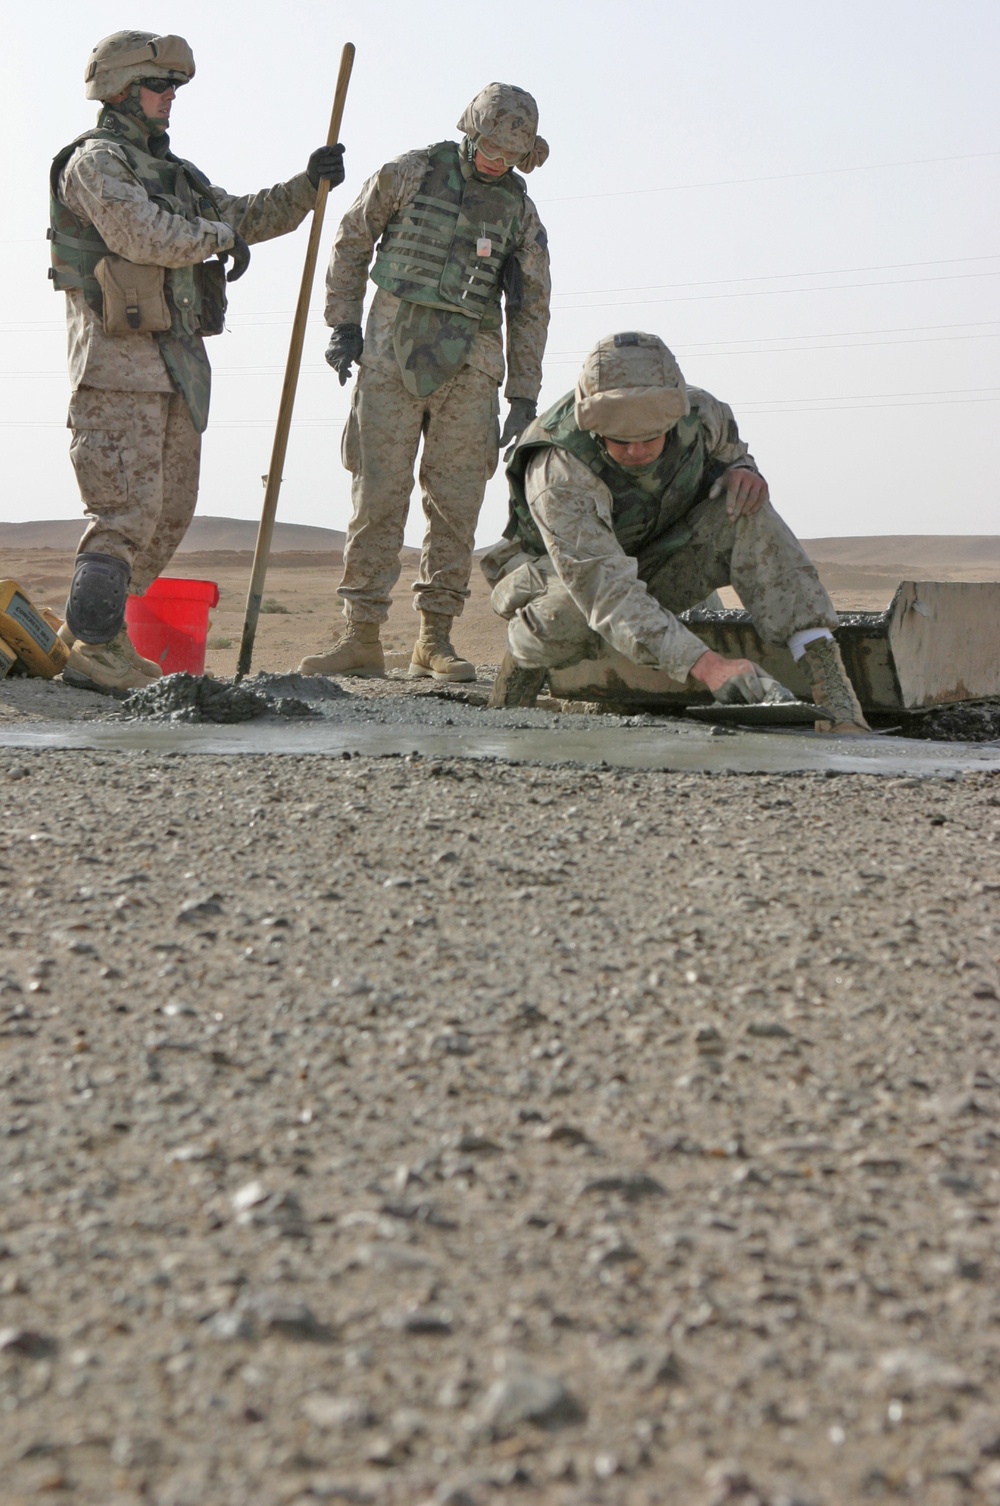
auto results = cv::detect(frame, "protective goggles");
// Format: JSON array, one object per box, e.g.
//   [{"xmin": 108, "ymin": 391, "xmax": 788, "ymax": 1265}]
[
  {"xmin": 137, "ymin": 76, "xmax": 182, "ymax": 93},
  {"xmin": 474, "ymin": 136, "xmax": 521, "ymax": 168}
]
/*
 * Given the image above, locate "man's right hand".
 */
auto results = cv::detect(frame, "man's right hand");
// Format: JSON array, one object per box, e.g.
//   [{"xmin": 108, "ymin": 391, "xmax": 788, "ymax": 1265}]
[
  {"xmin": 689, "ymin": 649, "xmax": 766, "ymax": 703},
  {"xmin": 325, "ymin": 323, "xmax": 364, "ymax": 385}
]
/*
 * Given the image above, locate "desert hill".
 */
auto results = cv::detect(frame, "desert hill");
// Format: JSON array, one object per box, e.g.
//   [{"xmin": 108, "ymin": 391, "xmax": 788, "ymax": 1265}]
[
  {"xmin": 2, "ymin": 518, "xmax": 997, "ymax": 680},
  {"xmin": 0, "ymin": 517, "xmax": 350, "ymax": 555},
  {"xmin": 2, "ymin": 518, "xmax": 1000, "ymax": 578}
]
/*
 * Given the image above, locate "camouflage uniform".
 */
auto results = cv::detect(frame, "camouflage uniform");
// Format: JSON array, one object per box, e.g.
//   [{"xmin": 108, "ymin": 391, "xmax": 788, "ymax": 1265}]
[
  {"xmin": 492, "ymin": 385, "xmax": 838, "ymax": 679},
  {"xmin": 326, "ymin": 138, "xmax": 551, "ymax": 623},
  {"xmin": 55, "ymin": 121, "xmax": 315, "ymax": 593}
]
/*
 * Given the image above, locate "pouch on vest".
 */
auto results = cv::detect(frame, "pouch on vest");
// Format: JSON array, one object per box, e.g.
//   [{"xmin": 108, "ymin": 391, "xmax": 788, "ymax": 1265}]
[
  {"xmin": 392, "ymin": 302, "xmax": 477, "ymax": 398},
  {"xmin": 197, "ymin": 259, "xmax": 227, "ymax": 338},
  {"xmin": 94, "ymin": 256, "xmax": 170, "ymax": 336}
]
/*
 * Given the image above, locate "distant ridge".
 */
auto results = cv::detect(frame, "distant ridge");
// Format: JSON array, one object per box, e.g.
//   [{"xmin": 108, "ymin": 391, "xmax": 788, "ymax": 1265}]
[
  {"xmin": 0, "ymin": 516, "xmax": 348, "ymax": 553},
  {"xmin": 1, "ymin": 519, "xmax": 998, "ymax": 575}
]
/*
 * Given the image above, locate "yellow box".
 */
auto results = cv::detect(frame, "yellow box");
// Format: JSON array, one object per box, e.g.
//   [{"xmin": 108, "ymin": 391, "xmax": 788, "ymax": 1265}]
[
  {"xmin": 0, "ymin": 634, "xmax": 18, "ymax": 679},
  {"xmin": 0, "ymin": 581, "xmax": 70, "ymax": 678}
]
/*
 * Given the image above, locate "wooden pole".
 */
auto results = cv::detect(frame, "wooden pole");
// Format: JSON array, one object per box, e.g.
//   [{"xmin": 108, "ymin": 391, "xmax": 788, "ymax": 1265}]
[{"xmin": 236, "ymin": 42, "xmax": 355, "ymax": 679}]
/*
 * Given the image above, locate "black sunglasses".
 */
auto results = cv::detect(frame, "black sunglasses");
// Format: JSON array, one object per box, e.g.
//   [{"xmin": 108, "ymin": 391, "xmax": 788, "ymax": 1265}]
[{"xmin": 138, "ymin": 77, "xmax": 177, "ymax": 93}]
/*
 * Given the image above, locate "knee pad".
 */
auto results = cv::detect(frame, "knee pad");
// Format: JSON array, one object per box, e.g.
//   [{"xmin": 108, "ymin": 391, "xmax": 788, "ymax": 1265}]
[{"xmin": 65, "ymin": 552, "xmax": 131, "ymax": 644}]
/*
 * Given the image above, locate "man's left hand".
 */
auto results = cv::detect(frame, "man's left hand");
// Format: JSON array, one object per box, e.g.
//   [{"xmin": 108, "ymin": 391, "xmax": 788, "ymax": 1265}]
[
  {"xmin": 712, "ymin": 467, "xmax": 769, "ymax": 520},
  {"xmin": 499, "ymin": 398, "xmax": 536, "ymax": 459},
  {"xmin": 307, "ymin": 144, "xmax": 346, "ymax": 190},
  {"xmin": 220, "ymin": 230, "xmax": 251, "ymax": 283}
]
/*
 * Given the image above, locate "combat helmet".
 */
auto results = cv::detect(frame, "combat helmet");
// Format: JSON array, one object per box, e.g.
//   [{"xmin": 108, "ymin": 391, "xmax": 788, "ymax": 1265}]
[
  {"xmin": 456, "ymin": 83, "xmax": 549, "ymax": 172},
  {"xmin": 84, "ymin": 31, "xmax": 195, "ymax": 100},
  {"xmin": 575, "ymin": 332, "xmax": 691, "ymax": 441}
]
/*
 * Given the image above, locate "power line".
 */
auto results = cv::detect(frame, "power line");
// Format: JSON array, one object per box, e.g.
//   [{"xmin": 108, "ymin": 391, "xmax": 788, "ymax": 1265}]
[
  {"xmin": 4, "ymin": 389, "xmax": 999, "ymax": 431},
  {"xmin": 6, "ymin": 252, "xmax": 997, "ymax": 333},
  {"xmin": 550, "ymin": 255, "xmax": 1000, "ymax": 300},
  {"xmin": 557, "ymin": 269, "xmax": 1000, "ymax": 314},
  {"xmin": 538, "ymin": 150, "xmax": 1000, "ymax": 205}
]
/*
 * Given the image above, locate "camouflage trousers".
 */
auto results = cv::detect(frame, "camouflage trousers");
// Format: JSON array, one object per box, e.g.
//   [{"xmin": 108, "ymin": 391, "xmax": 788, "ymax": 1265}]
[
  {"xmin": 338, "ymin": 361, "xmax": 500, "ymax": 622},
  {"xmin": 67, "ymin": 387, "xmax": 201, "ymax": 594},
  {"xmin": 500, "ymin": 490, "xmax": 838, "ymax": 670}
]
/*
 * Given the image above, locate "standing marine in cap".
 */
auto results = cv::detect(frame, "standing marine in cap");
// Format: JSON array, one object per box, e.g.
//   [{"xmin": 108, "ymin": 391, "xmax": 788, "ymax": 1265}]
[
  {"xmin": 485, "ymin": 331, "xmax": 869, "ymax": 733},
  {"xmin": 50, "ymin": 31, "xmax": 346, "ymax": 692},
  {"xmin": 296, "ymin": 83, "xmax": 551, "ymax": 683}
]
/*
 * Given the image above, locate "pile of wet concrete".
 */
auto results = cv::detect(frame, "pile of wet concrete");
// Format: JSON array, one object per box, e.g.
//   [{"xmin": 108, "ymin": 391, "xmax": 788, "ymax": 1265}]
[
  {"xmin": 894, "ymin": 698, "xmax": 1000, "ymax": 743},
  {"xmin": 119, "ymin": 672, "xmax": 343, "ymax": 723}
]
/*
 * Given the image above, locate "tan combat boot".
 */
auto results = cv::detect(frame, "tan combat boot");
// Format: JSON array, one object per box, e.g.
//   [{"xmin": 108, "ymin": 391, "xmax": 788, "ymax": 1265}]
[
  {"xmin": 802, "ymin": 636, "xmax": 870, "ymax": 734},
  {"xmin": 486, "ymin": 651, "xmax": 547, "ymax": 709},
  {"xmin": 58, "ymin": 626, "xmax": 160, "ymax": 694},
  {"xmin": 296, "ymin": 621, "xmax": 384, "ymax": 677},
  {"xmin": 408, "ymin": 611, "xmax": 475, "ymax": 682}
]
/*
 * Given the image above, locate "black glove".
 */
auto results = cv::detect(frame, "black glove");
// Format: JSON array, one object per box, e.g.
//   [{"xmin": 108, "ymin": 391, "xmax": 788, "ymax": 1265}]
[
  {"xmin": 220, "ymin": 230, "xmax": 251, "ymax": 283},
  {"xmin": 325, "ymin": 323, "xmax": 364, "ymax": 385},
  {"xmin": 499, "ymin": 397, "xmax": 536, "ymax": 458},
  {"xmin": 307, "ymin": 143, "xmax": 346, "ymax": 190}
]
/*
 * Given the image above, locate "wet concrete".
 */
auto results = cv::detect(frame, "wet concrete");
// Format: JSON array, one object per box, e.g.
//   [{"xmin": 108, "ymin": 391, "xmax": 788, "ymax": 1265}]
[
  {"xmin": 122, "ymin": 672, "xmax": 321, "ymax": 723},
  {"xmin": 1, "ymin": 712, "xmax": 998, "ymax": 777}
]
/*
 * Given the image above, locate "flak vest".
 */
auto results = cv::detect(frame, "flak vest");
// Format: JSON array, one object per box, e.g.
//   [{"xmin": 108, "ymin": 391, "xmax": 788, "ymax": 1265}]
[
  {"xmin": 49, "ymin": 108, "xmax": 227, "ymax": 432},
  {"xmin": 505, "ymin": 392, "xmax": 729, "ymax": 568},
  {"xmin": 370, "ymin": 141, "xmax": 526, "ymax": 397}
]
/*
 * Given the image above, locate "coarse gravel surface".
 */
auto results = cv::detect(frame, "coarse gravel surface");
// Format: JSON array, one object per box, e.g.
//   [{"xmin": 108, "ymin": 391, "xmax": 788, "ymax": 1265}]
[{"xmin": 0, "ymin": 679, "xmax": 999, "ymax": 1506}]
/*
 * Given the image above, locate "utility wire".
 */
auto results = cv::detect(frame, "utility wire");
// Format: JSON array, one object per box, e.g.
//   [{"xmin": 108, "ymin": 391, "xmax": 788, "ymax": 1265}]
[
  {"xmin": 6, "ymin": 254, "xmax": 997, "ymax": 331},
  {"xmin": 537, "ymin": 149, "xmax": 1000, "ymax": 205}
]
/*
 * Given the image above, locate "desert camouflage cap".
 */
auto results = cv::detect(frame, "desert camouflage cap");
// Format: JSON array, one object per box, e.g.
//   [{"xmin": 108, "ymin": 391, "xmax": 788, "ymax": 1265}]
[
  {"xmin": 574, "ymin": 331, "xmax": 690, "ymax": 441},
  {"xmin": 84, "ymin": 31, "xmax": 195, "ymax": 100},
  {"xmin": 456, "ymin": 83, "xmax": 549, "ymax": 173}
]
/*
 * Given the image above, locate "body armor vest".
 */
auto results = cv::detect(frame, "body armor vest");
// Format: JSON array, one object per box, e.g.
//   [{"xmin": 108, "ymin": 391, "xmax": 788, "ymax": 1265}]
[
  {"xmin": 49, "ymin": 109, "xmax": 227, "ymax": 431},
  {"xmin": 371, "ymin": 141, "xmax": 525, "ymax": 334},
  {"xmin": 505, "ymin": 392, "xmax": 726, "ymax": 561}
]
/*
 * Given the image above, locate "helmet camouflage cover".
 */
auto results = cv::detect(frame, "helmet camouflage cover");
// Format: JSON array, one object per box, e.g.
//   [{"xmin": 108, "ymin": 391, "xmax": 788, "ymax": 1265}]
[
  {"xmin": 575, "ymin": 331, "xmax": 691, "ymax": 441},
  {"xmin": 84, "ymin": 31, "xmax": 195, "ymax": 100},
  {"xmin": 456, "ymin": 82, "xmax": 549, "ymax": 172}
]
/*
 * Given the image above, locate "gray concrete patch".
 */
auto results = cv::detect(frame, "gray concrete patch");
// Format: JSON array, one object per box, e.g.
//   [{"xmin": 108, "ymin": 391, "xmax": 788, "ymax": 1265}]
[{"xmin": 3, "ymin": 671, "xmax": 999, "ymax": 775}]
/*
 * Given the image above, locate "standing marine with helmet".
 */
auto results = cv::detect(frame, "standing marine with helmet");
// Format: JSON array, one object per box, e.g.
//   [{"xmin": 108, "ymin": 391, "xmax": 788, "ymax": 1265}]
[
  {"xmin": 50, "ymin": 30, "xmax": 346, "ymax": 693},
  {"xmin": 296, "ymin": 83, "xmax": 551, "ymax": 684},
  {"xmin": 486, "ymin": 331, "xmax": 870, "ymax": 734}
]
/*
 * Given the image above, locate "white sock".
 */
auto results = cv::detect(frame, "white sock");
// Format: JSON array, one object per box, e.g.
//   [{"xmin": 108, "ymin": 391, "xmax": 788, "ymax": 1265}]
[{"xmin": 787, "ymin": 627, "xmax": 833, "ymax": 662}]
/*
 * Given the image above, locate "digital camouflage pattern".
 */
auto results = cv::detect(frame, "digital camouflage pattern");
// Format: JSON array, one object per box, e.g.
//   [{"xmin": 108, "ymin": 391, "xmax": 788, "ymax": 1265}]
[
  {"xmin": 506, "ymin": 387, "xmax": 758, "ymax": 557},
  {"xmin": 55, "ymin": 107, "xmax": 315, "ymax": 426},
  {"xmin": 492, "ymin": 391, "xmax": 837, "ymax": 682},
  {"xmin": 336, "ymin": 361, "xmax": 500, "ymax": 622},
  {"xmin": 574, "ymin": 330, "xmax": 690, "ymax": 441},
  {"xmin": 67, "ymin": 387, "xmax": 201, "ymax": 594},
  {"xmin": 84, "ymin": 31, "xmax": 195, "ymax": 100},
  {"xmin": 372, "ymin": 143, "xmax": 523, "ymax": 325},
  {"xmin": 455, "ymin": 83, "xmax": 549, "ymax": 172},
  {"xmin": 371, "ymin": 142, "xmax": 526, "ymax": 397},
  {"xmin": 55, "ymin": 102, "xmax": 316, "ymax": 583},
  {"xmin": 325, "ymin": 146, "xmax": 550, "ymax": 401}
]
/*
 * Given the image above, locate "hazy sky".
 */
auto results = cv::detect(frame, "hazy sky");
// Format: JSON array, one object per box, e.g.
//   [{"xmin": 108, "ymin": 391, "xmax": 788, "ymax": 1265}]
[{"xmin": 4, "ymin": 0, "xmax": 998, "ymax": 549}]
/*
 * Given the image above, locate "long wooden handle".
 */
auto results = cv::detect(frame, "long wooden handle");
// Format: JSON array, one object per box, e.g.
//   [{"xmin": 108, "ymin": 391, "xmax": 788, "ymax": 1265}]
[{"xmin": 236, "ymin": 42, "xmax": 356, "ymax": 679}]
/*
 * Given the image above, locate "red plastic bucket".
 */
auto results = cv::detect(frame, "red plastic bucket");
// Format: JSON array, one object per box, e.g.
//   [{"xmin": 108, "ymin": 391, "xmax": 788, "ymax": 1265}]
[{"xmin": 125, "ymin": 577, "xmax": 220, "ymax": 676}]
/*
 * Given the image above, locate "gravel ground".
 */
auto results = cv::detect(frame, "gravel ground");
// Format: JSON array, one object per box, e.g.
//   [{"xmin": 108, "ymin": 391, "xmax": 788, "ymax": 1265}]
[{"xmin": 1, "ymin": 677, "xmax": 1000, "ymax": 1506}]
